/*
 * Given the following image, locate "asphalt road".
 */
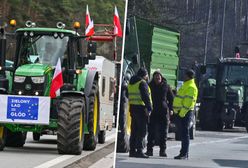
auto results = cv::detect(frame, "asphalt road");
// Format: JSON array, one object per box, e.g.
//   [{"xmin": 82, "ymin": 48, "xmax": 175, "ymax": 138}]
[
  {"xmin": 115, "ymin": 127, "xmax": 248, "ymax": 168},
  {"xmin": 0, "ymin": 128, "xmax": 116, "ymax": 168}
]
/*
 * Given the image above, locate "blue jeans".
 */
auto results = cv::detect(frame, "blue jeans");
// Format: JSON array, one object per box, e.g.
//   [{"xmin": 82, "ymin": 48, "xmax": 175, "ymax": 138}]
[{"xmin": 179, "ymin": 111, "xmax": 193, "ymax": 156}]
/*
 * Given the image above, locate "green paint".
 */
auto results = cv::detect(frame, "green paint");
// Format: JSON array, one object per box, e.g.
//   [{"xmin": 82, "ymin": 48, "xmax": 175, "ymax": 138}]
[
  {"xmin": 3, "ymin": 119, "xmax": 58, "ymax": 133},
  {"xmin": 76, "ymin": 68, "xmax": 88, "ymax": 91},
  {"xmin": 15, "ymin": 64, "xmax": 51, "ymax": 76},
  {"xmin": 16, "ymin": 27, "xmax": 76, "ymax": 35},
  {"xmin": 84, "ymin": 123, "xmax": 89, "ymax": 134},
  {"xmin": 44, "ymin": 69, "xmax": 53, "ymax": 96}
]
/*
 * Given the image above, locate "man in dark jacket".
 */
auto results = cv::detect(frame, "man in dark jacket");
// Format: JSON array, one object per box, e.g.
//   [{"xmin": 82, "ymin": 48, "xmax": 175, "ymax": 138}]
[
  {"xmin": 146, "ymin": 71, "xmax": 174, "ymax": 157},
  {"xmin": 128, "ymin": 68, "xmax": 152, "ymax": 158}
]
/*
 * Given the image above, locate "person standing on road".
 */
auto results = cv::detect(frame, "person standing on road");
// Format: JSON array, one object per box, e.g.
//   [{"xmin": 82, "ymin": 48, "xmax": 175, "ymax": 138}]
[
  {"xmin": 128, "ymin": 68, "xmax": 153, "ymax": 158},
  {"xmin": 145, "ymin": 71, "xmax": 174, "ymax": 157},
  {"xmin": 173, "ymin": 69, "xmax": 198, "ymax": 159}
]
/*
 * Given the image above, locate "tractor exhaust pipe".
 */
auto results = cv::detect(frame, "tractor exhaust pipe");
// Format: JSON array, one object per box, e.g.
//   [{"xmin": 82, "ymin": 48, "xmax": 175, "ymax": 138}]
[{"xmin": 0, "ymin": 26, "xmax": 6, "ymax": 76}]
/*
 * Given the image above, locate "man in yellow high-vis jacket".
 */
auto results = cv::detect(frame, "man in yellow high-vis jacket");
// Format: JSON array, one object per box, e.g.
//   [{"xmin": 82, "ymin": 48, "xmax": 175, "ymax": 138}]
[
  {"xmin": 173, "ymin": 69, "xmax": 198, "ymax": 160},
  {"xmin": 128, "ymin": 68, "xmax": 152, "ymax": 158}
]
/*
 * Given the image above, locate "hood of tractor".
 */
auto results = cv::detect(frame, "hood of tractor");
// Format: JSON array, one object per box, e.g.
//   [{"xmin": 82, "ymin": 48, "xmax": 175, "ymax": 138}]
[{"xmin": 15, "ymin": 64, "xmax": 52, "ymax": 76}]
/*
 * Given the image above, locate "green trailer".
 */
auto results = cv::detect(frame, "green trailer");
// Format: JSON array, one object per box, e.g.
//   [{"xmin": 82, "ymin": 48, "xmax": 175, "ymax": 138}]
[
  {"xmin": 117, "ymin": 16, "xmax": 181, "ymax": 152},
  {"xmin": 125, "ymin": 16, "xmax": 180, "ymax": 89}
]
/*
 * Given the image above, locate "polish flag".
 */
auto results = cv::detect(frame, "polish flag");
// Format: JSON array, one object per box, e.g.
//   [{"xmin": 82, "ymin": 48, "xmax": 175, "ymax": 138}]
[
  {"xmin": 85, "ymin": 19, "xmax": 95, "ymax": 37},
  {"xmin": 85, "ymin": 5, "xmax": 91, "ymax": 28},
  {"xmin": 85, "ymin": 5, "xmax": 94, "ymax": 36},
  {"xmin": 113, "ymin": 6, "xmax": 122, "ymax": 37},
  {"xmin": 50, "ymin": 58, "xmax": 63, "ymax": 98}
]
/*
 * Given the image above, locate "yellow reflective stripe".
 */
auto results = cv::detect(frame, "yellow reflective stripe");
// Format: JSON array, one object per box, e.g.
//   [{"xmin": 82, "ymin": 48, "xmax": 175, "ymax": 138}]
[
  {"xmin": 184, "ymin": 95, "xmax": 194, "ymax": 99},
  {"xmin": 129, "ymin": 98, "xmax": 142, "ymax": 101},
  {"xmin": 176, "ymin": 95, "xmax": 194, "ymax": 99},
  {"xmin": 182, "ymin": 105, "xmax": 192, "ymax": 110},
  {"xmin": 175, "ymin": 95, "xmax": 184, "ymax": 99}
]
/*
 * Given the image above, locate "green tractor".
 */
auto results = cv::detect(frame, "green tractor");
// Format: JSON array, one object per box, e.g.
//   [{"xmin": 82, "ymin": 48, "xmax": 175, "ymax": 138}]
[
  {"xmin": 199, "ymin": 58, "xmax": 248, "ymax": 132},
  {"xmin": 0, "ymin": 21, "xmax": 101, "ymax": 154}
]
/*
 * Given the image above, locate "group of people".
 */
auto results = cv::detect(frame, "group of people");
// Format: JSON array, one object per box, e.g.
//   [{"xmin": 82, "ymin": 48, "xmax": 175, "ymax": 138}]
[{"xmin": 127, "ymin": 68, "xmax": 198, "ymax": 159}]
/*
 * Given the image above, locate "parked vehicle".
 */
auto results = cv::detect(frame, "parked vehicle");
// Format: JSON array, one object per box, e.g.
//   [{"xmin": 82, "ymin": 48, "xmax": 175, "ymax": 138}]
[
  {"xmin": 199, "ymin": 57, "xmax": 248, "ymax": 132},
  {"xmin": 86, "ymin": 56, "xmax": 116, "ymax": 143},
  {"xmin": 0, "ymin": 20, "xmax": 100, "ymax": 154}
]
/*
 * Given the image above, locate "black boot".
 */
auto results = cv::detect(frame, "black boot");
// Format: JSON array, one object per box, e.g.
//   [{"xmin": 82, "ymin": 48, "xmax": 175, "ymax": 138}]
[
  {"xmin": 129, "ymin": 150, "xmax": 137, "ymax": 157},
  {"xmin": 136, "ymin": 150, "xmax": 149, "ymax": 158},
  {"xmin": 174, "ymin": 154, "xmax": 188, "ymax": 160},
  {"xmin": 145, "ymin": 149, "xmax": 153, "ymax": 156},
  {"xmin": 159, "ymin": 149, "xmax": 167, "ymax": 157}
]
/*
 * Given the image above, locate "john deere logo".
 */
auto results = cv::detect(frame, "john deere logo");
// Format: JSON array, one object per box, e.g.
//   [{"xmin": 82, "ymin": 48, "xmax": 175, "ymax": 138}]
[{"xmin": 25, "ymin": 84, "xmax": 32, "ymax": 90}]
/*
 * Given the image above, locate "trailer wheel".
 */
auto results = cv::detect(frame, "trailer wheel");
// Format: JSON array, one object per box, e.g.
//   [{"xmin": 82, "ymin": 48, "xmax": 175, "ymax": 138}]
[
  {"xmin": 0, "ymin": 126, "xmax": 5, "ymax": 151},
  {"xmin": 246, "ymin": 124, "xmax": 248, "ymax": 133},
  {"xmin": 5, "ymin": 130, "xmax": 26, "ymax": 147},
  {"xmin": 57, "ymin": 97, "xmax": 85, "ymax": 155},
  {"xmin": 84, "ymin": 81, "xmax": 99, "ymax": 150},
  {"xmin": 33, "ymin": 133, "xmax": 41, "ymax": 141},
  {"xmin": 98, "ymin": 130, "xmax": 106, "ymax": 144}
]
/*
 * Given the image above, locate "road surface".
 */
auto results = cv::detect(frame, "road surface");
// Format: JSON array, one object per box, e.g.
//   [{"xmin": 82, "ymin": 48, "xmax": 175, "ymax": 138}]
[
  {"xmin": 0, "ymin": 129, "xmax": 116, "ymax": 168},
  {"xmin": 115, "ymin": 128, "xmax": 248, "ymax": 168}
]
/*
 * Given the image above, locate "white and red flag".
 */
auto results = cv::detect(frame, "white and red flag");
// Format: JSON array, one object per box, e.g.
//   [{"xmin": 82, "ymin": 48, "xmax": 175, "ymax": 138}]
[
  {"xmin": 113, "ymin": 6, "xmax": 123, "ymax": 37},
  {"xmin": 85, "ymin": 5, "xmax": 95, "ymax": 36},
  {"xmin": 50, "ymin": 58, "xmax": 63, "ymax": 98}
]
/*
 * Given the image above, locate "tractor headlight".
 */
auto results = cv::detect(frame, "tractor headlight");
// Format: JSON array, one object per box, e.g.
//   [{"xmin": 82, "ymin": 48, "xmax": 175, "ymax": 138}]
[
  {"xmin": 14, "ymin": 76, "xmax": 26, "ymax": 83},
  {"xmin": 31, "ymin": 76, "xmax": 45, "ymax": 84}
]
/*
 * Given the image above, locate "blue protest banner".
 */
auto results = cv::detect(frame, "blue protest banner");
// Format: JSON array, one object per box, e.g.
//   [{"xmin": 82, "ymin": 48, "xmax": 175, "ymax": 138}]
[{"xmin": 7, "ymin": 96, "xmax": 39, "ymax": 121}]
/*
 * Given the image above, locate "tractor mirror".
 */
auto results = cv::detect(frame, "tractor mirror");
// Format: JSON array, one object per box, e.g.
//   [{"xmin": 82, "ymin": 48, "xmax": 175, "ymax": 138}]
[
  {"xmin": 200, "ymin": 65, "xmax": 206, "ymax": 74},
  {"xmin": 87, "ymin": 41, "xmax": 97, "ymax": 60},
  {"xmin": 83, "ymin": 57, "xmax": 89, "ymax": 65}
]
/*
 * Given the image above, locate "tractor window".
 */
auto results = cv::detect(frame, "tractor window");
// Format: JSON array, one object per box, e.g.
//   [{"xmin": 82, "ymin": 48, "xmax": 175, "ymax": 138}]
[
  {"xmin": 102, "ymin": 77, "xmax": 106, "ymax": 97},
  {"xmin": 221, "ymin": 65, "xmax": 248, "ymax": 85},
  {"xmin": 18, "ymin": 35, "xmax": 69, "ymax": 67}
]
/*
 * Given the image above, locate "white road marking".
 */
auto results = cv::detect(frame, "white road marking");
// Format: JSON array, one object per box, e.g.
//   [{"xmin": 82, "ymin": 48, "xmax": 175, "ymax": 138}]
[
  {"xmin": 167, "ymin": 134, "xmax": 248, "ymax": 149},
  {"xmin": 34, "ymin": 155, "xmax": 75, "ymax": 168},
  {"xmin": 34, "ymin": 131, "xmax": 116, "ymax": 168}
]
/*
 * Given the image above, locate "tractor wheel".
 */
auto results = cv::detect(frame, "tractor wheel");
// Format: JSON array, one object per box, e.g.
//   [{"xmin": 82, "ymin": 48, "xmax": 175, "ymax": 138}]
[
  {"xmin": 84, "ymin": 81, "xmax": 99, "ymax": 150},
  {"xmin": 98, "ymin": 130, "xmax": 106, "ymax": 144},
  {"xmin": 57, "ymin": 97, "xmax": 85, "ymax": 155},
  {"xmin": 117, "ymin": 131, "xmax": 130, "ymax": 153},
  {"xmin": 0, "ymin": 126, "xmax": 5, "ymax": 151},
  {"xmin": 199, "ymin": 99, "xmax": 223, "ymax": 131},
  {"xmin": 246, "ymin": 124, "xmax": 248, "ymax": 133},
  {"xmin": 5, "ymin": 130, "xmax": 27, "ymax": 147},
  {"xmin": 33, "ymin": 133, "xmax": 41, "ymax": 141}
]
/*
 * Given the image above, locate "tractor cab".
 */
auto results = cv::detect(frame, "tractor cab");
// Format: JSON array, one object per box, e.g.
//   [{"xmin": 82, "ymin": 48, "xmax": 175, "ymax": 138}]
[
  {"xmin": 4, "ymin": 21, "xmax": 96, "ymax": 97},
  {"xmin": 199, "ymin": 58, "xmax": 248, "ymax": 131}
]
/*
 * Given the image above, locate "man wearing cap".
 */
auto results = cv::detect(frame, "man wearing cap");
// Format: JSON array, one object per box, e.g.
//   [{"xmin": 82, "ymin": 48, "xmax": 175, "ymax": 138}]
[
  {"xmin": 173, "ymin": 69, "xmax": 198, "ymax": 159},
  {"xmin": 127, "ymin": 68, "xmax": 152, "ymax": 158},
  {"xmin": 146, "ymin": 71, "xmax": 174, "ymax": 157}
]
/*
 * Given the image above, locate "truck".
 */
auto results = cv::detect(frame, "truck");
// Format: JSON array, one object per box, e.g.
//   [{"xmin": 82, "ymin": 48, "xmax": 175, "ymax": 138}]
[
  {"xmin": 198, "ymin": 57, "xmax": 248, "ymax": 132},
  {"xmin": 0, "ymin": 20, "xmax": 104, "ymax": 154},
  {"xmin": 86, "ymin": 56, "xmax": 115, "ymax": 143},
  {"xmin": 117, "ymin": 16, "xmax": 181, "ymax": 152}
]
